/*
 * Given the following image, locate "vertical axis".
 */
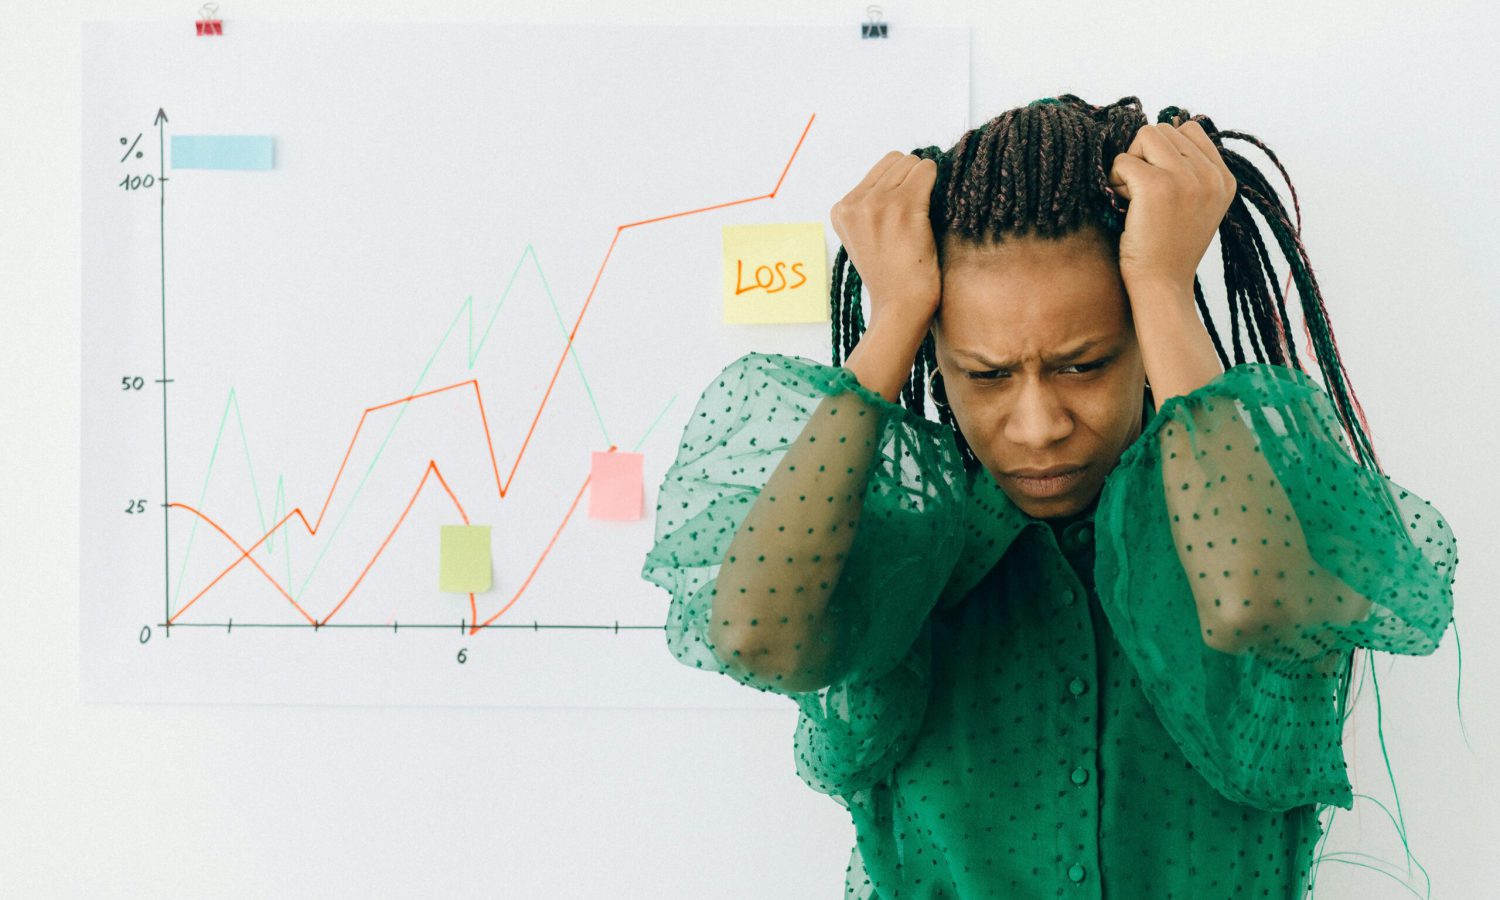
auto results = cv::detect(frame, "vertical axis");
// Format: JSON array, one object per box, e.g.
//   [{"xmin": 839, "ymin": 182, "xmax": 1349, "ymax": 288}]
[{"xmin": 156, "ymin": 108, "xmax": 171, "ymax": 626}]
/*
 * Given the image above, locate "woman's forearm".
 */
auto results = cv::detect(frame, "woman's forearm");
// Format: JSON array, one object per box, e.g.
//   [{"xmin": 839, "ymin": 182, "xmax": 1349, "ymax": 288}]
[{"xmin": 710, "ymin": 316, "xmax": 933, "ymax": 690}]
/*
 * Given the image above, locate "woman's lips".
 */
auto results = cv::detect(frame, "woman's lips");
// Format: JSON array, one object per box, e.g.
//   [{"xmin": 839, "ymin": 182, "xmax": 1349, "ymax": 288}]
[{"xmin": 1006, "ymin": 465, "xmax": 1086, "ymax": 498}]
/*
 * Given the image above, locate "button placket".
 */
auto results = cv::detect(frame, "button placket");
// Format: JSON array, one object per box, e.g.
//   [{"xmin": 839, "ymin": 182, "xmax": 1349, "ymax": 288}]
[
  {"xmin": 1051, "ymin": 523, "xmax": 1094, "ymax": 606},
  {"xmin": 1034, "ymin": 529, "xmax": 1100, "ymax": 900},
  {"xmin": 1050, "ymin": 522, "xmax": 1099, "ymax": 895}
]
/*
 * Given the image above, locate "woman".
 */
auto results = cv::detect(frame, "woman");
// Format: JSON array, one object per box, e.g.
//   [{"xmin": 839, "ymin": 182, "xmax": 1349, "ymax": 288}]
[{"xmin": 642, "ymin": 94, "xmax": 1455, "ymax": 898}]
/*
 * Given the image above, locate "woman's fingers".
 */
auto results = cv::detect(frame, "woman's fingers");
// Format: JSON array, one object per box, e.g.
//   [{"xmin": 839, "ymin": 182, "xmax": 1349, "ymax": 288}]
[
  {"xmin": 871, "ymin": 153, "xmax": 923, "ymax": 193},
  {"xmin": 1112, "ymin": 118, "xmax": 1234, "ymax": 204},
  {"xmin": 1157, "ymin": 122, "xmax": 1218, "ymax": 176},
  {"xmin": 850, "ymin": 150, "xmax": 907, "ymax": 194},
  {"xmin": 1109, "ymin": 152, "xmax": 1146, "ymax": 200},
  {"xmin": 1175, "ymin": 120, "xmax": 1237, "ymax": 193},
  {"xmin": 896, "ymin": 156, "xmax": 937, "ymax": 193},
  {"xmin": 1134, "ymin": 123, "xmax": 1191, "ymax": 171}
]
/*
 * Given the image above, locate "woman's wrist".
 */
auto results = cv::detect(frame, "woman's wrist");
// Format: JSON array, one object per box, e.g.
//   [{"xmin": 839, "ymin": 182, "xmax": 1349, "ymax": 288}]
[{"xmin": 844, "ymin": 312, "xmax": 935, "ymax": 403}]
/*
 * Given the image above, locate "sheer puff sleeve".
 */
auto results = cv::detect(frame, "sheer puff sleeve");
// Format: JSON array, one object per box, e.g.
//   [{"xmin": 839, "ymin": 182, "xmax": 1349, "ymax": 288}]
[
  {"xmin": 641, "ymin": 351, "xmax": 968, "ymax": 797},
  {"xmin": 1095, "ymin": 361, "xmax": 1457, "ymax": 812}
]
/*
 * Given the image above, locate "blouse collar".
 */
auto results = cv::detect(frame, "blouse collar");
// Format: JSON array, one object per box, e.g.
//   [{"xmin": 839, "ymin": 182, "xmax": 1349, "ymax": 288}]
[{"xmin": 937, "ymin": 464, "xmax": 1098, "ymax": 610}]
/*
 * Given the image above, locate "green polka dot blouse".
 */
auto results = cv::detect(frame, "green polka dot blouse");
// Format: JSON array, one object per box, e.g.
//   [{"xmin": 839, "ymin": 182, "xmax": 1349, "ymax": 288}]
[{"xmin": 641, "ymin": 351, "xmax": 1456, "ymax": 899}]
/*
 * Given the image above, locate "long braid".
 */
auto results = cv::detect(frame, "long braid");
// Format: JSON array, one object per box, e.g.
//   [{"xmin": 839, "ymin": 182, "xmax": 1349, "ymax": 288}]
[
  {"xmin": 1221, "ymin": 199, "xmax": 1272, "ymax": 365},
  {"xmin": 1186, "ymin": 273, "xmax": 1230, "ymax": 371},
  {"xmin": 830, "ymin": 246, "xmax": 848, "ymax": 366},
  {"xmin": 1243, "ymin": 205, "xmax": 1298, "ymax": 369}
]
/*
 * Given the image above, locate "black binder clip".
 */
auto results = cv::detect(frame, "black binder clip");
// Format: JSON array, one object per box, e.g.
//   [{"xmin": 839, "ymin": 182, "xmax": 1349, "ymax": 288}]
[{"xmin": 861, "ymin": 5, "xmax": 888, "ymax": 39}]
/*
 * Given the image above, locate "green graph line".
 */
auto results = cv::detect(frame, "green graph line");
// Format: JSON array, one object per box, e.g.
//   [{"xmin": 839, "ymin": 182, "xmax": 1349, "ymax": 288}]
[
  {"xmin": 270, "ymin": 475, "xmax": 292, "ymax": 593},
  {"xmin": 170, "ymin": 243, "xmax": 675, "ymax": 615},
  {"xmin": 289, "ymin": 243, "xmax": 618, "ymax": 602},
  {"xmin": 630, "ymin": 394, "xmax": 677, "ymax": 454},
  {"xmin": 169, "ymin": 388, "xmax": 236, "ymax": 610},
  {"xmin": 171, "ymin": 390, "xmax": 301, "ymax": 611},
  {"xmin": 234, "ymin": 389, "xmax": 267, "ymax": 538},
  {"xmin": 528, "ymin": 244, "xmax": 613, "ymax": 446}
]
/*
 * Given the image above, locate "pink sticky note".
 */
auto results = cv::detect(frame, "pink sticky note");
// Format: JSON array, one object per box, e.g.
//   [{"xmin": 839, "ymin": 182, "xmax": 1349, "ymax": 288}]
[{"xmin": 589, "ymin": 451, "xmax": 644, "ymax": 520}]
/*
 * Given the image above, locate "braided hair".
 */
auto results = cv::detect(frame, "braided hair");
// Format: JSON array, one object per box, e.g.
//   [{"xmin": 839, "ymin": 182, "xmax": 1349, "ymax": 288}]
[
  {"xmin": 830, "ymin": 96, "xmax": 1405, "ymax": 885},
  {"xmin": 829, "ymin": 93, "xmax": 1380, "ymax": 480}
]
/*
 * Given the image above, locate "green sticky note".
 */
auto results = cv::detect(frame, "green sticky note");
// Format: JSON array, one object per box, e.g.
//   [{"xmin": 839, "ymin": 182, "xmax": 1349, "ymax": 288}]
[{"xmin": 440, "ymin": 524, "xmax": 492, "ymax": 593}]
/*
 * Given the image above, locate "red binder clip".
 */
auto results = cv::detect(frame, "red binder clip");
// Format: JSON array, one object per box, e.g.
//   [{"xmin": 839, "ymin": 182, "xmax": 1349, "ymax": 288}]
[{"xmin": 196, "ymin": 2, "xmax": 223, "ymax": 35}]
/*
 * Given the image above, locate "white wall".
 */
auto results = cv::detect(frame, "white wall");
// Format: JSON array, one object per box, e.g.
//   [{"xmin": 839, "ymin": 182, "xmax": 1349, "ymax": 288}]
[{"xmin": 3, "ymin": 1, "xmax": 1496, "ymax": 897}]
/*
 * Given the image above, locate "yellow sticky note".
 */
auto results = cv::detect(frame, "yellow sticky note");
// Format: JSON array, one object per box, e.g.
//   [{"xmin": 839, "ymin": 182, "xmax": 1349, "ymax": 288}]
[
  {"xmin": 722, "ymin": 222, "xmax": 828, "ymax": 323},
  {"xmin": 589, "ymin": 451, "xmax": 644, "ymax": 520},
  {"xmin": 439, "ymin": 524, "xmax": 492, "ymax": 593}
]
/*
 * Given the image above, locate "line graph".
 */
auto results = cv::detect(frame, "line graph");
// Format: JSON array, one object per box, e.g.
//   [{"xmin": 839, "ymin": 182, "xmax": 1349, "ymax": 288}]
[
  {"xmin": 82, "ymin": 19, "xmax": 968, "ymax": 705},
  {"xmin": 161, "ymin": 114, "xmax": 817, "ymax": 636},
  {"xmin": 169, "ymin": 380, "xmax": 587, "ymax": 633}
]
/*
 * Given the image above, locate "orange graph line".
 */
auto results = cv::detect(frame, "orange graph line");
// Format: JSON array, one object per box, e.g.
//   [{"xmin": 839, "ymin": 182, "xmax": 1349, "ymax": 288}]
[
  {"xmin": 167, "ymin": 503, "xmax": 320, "ymax": 626},
  {"xmin": 309, "ymin": 381, "xmax": 501, "ymax": 533},
  {"xmin": 507, "ymin": 112, "xmax": 815, "ymax": 495},
  {"xmin": 318, "ymin": 459, "xmax": 472, "ymax": 626},
  {"xmin": 166, "ymin": 376, "xmax": 596, "ymax": 630},
  {"xmin": 475, "ymin": 472, "xmax": 591, "ymax": 632},
  {"xmin": 168, "ymin": 379, "xmax": 491, "ymax": 624},
  {"xmin": 170, "ymin": 459, "xmax": 592, "ymax": 635},
  {"xmin": 167, "ymin": 112, "xmax": 816, "ymax": 632},
  {"xmin": 170, "ymin": 457, "xmax": 483, "ymax": 628}
]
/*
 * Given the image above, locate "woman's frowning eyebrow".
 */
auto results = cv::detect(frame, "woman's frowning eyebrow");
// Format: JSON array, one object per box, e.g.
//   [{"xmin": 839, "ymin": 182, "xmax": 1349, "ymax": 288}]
[{"xmin": 953, "ymin": 337, "xmax": 1109, "ymax": 369}]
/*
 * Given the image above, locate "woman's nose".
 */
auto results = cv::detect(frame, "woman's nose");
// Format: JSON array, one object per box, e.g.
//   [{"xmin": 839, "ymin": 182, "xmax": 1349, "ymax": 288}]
[{"xmin": 1003, "ymin": 379, "xmax": 1074, "ymax": 448}]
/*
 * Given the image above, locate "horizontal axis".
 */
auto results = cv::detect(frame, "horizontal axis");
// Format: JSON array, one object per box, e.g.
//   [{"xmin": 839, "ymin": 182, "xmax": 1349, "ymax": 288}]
[{"xmin": 155, "ymin": 620, "xmax": 665, "ymax": 633}]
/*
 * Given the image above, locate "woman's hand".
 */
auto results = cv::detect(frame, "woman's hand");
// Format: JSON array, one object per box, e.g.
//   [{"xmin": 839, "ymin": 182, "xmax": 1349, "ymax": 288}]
[
  {"xmin": 829, "ymin": 151, "xmax": 942, "ymax": 328},
  {"xmin": 1108, "ymin": 118, "xmax": 1237, "ymax": 297}
]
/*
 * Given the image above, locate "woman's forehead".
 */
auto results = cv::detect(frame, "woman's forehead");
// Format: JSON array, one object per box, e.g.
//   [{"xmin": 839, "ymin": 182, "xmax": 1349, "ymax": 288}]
[{"xmin": 937, "ymin": 261, "xmax": 1129, "ymax": 346}]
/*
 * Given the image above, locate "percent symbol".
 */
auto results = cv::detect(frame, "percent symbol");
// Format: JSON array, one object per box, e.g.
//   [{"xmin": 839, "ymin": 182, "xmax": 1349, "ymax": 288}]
[{"xmin": 119, "ymin": 134, "xmax": 143, "ymax": 162}]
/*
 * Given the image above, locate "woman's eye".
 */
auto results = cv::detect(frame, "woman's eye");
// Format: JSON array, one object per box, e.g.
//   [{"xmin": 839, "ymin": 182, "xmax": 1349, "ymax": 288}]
[
  {"xmin": 1064, "ymin": 358, "xmax": 1112, "ymax": 375},
  {"xmin": 968, "ymin": 359, "xmax": 1109, "ymax": 381}
]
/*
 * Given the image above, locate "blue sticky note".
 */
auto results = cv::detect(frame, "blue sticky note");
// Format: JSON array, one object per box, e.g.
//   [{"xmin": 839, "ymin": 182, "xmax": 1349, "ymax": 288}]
[{"xmin": 171, "ymin": 135, "xmax": 275, "ymax": 170}]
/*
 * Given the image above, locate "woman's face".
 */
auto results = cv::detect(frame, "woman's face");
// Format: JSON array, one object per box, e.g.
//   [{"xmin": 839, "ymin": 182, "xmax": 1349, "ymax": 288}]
[{"xmin": 932, "ymin": 229, "xmax": 1149, "ymax": 522}]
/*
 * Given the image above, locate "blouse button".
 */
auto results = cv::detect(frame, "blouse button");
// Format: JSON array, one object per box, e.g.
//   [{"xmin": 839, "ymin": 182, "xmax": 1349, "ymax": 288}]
[
  {"xmin": 1067, "ymin": 863, "xmax": 1087, "ymax": 883},
  {"xmin": 1070, "ymin": 766, "xmax": 1089, "ymax": 786},
  {"xmin": 1068, "ymin": 677, "xmax": 1088, "ymax": 696},
  {"xmin": 1065, "ymin": 524, "xmax": 1093, "ymax": 549}
]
